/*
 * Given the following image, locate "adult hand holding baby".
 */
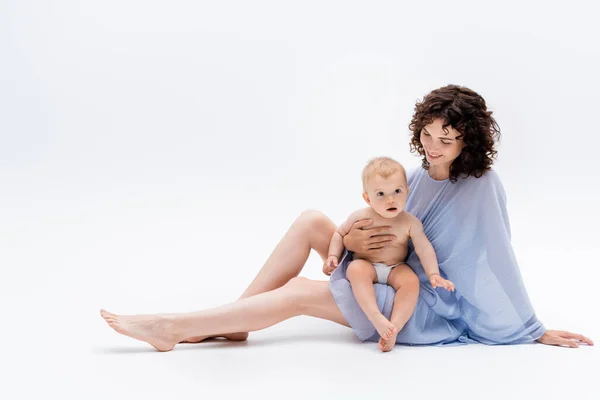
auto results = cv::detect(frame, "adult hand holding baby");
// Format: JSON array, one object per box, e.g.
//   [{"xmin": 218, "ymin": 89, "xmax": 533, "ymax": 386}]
[{"xmin": 343, "ymin": 219, "xmax": 396, "ymax": 256}]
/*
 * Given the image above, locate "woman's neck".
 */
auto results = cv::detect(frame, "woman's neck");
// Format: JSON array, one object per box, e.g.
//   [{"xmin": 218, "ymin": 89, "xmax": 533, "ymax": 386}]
[{"xmin": 428, "ymin": 164, "xmax": 450, "ymax": 181}]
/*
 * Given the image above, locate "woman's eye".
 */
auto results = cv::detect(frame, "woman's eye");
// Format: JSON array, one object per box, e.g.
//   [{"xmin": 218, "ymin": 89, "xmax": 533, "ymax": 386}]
[
  {"xmin": 422, "ymin": 131, "xmax": 430, "ymax": 136},
  {"xmin": 441, "ymin": 141, "xmax": 451, "ymax": 146}
]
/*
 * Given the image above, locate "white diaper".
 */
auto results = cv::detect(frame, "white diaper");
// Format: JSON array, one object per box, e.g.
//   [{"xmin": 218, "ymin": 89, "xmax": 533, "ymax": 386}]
[{"xmin": 373, "ymin": 262, "xmax": 402, "ymax": 284}]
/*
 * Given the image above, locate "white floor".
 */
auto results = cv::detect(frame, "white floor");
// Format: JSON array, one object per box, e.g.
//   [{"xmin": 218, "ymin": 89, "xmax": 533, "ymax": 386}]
[
  {"xmin": 2, "ymin": 213, "xmax": 598, "ymax": 400},
  {"xmin": 14, "ymin": 310, "xmax": 597, "ymax": 400}
]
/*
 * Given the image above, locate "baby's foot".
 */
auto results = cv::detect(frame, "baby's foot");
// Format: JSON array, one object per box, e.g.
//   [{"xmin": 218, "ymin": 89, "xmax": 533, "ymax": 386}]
[
  {"xmin": 100, "ymin": 309, "xmax": 179, "ymax": 352},
  {"xmin": 378, "ymin": 331, "xmax": 398, "ymax": 352},
  {"xmin": 371, "ymin": 314, "xmax": 397, "ymax": 340}
]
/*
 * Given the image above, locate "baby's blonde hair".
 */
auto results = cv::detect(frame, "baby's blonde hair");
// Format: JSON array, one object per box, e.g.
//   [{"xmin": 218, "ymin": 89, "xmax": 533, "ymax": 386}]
[{"xmin": 362, "ymin": 156, "xmax": 407, "ymax": 191}]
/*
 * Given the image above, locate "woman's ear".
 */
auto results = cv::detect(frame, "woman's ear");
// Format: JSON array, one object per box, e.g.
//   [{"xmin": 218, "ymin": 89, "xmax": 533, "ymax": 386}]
[{"xmin": 362, "ymin": 192, "xmax": 370, "ymax": 205}]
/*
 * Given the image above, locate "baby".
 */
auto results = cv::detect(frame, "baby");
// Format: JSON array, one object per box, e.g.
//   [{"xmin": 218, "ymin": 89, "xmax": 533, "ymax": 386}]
[{"xmin": 324, "ymin": 156, "xmax": 454, "ymax": 352}]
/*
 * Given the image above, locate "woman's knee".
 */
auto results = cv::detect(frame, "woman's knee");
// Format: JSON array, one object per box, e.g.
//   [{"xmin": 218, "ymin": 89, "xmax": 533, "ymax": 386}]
[
  {"xmin": 297, "ymin": 209, "xmax": 333, "ymax": 232},
  {"xmin": 296, "ymin": 209, "xmax": 336, "ymax": 249},
  {"xmin": 284, "ymin": 276, "xmax": 310, "ymax": 290}
]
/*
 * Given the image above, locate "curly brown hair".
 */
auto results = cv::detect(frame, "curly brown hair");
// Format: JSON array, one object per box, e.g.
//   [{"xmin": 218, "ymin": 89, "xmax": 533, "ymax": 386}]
[{"xmin": 409, "ymin": 85, "xmax": 501, "ymax": 182}]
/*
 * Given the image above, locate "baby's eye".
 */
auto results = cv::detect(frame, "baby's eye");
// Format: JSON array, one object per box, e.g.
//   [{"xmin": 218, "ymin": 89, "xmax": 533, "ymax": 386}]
[
  {"xmin": 376, "ymin": 192, "xmax": 384, "ymax": 197},
  {"xmin": 394, "ymin": 189, "xmax": 402, "ymax": 194}
]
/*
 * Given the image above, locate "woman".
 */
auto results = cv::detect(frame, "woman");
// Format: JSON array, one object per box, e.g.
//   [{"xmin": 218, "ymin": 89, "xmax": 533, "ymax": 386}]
[{"xmin": 100, "ymin": 85, "xmax": 593, "ymax": 351}]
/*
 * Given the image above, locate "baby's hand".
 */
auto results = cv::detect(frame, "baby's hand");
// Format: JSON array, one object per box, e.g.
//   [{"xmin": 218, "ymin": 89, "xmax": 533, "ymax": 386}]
[
  {"xmin": 322, "ymin": 255, "xmax": 339, "ymax": 276},
  {"xmin": 429, "ymin": 273, "xmax": 455, "ymax": 292}
]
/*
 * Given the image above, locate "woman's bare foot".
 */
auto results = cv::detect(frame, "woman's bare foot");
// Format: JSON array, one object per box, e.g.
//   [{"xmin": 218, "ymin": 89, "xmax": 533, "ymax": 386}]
[
  {"xmin": 370, "ymin": 314, "xmax": 397, "ymax": 340},
  {"xmin": 100, "ymin": 309, "xmax": 180, "ymax": 352},
  {"xmin": 180, "ymin": 332, "xmax": 249, "ymax": 344},
  {"xmin": 378, "ymin": 332, "xmax": 397, "ymax": 352}
]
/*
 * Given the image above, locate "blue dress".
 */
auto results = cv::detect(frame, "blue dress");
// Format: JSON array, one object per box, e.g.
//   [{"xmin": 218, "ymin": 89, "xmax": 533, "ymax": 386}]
[{"xmin": 329, "ymin": 167, "xmax": 546, "ymax": 345}]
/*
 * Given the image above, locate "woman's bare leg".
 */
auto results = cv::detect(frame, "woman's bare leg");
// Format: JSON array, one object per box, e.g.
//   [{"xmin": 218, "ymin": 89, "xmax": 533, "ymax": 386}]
[
  {"xmin": 378, "ymin": 264, "xmax": 419, "ymax": 352},
  {"xmin": 101, "ymin": 278, "xmax": 349, "ymax": 351},
  {"xmin": 346, "ymin": 260, "xmax": 397, "ymax": 340},
  {"xmin": 182, "ymin": 210, "xmax": 336, "ymax": 343}
]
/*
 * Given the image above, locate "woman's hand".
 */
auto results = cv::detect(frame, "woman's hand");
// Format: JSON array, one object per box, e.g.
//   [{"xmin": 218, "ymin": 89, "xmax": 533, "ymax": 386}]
[
  {"xmin": 536, "ymin": 330, "xmax": 594, "ymax": 348},
  {"xmin": 342, "ymin": 219, "xmax": 396, "ymax": 256}
]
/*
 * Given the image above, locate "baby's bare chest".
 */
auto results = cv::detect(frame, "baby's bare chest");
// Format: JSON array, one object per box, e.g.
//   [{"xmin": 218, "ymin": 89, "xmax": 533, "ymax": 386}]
[{"xmin": 363, "ymin": 222, "xmax": 411, "ymax": 264}]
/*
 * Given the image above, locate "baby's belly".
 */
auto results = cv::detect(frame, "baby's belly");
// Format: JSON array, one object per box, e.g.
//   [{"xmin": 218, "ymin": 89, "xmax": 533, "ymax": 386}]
[{"xmin": 355, "ymin": 245, "xmax": 408, "ymax": 266}]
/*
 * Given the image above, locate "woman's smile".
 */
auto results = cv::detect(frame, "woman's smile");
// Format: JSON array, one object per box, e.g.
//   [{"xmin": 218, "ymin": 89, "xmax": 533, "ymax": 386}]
[{"xmin": 426, "ymin": 150, "xmax": 442, "ymax": 160}]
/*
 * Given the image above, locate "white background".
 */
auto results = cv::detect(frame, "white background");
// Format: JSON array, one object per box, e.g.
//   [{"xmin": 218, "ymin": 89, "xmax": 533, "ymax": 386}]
[{"xmin": 1, "ymin": 1, "xmax": 599, "ymax": 399}]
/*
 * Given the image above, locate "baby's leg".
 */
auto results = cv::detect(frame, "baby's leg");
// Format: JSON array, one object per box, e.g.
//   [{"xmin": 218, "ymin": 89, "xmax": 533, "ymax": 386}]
[
  {"xmin": 378, "ymin": 264, "xmax": 420, "ymax": 352},
  {"xmin": 346, "ymin": 259, "xmax": 397, "ymax": 340}
]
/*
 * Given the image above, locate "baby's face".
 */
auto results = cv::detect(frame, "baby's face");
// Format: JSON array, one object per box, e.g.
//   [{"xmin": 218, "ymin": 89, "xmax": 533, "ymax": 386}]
[{"xmin": 363, "ymin": 173, "xmax": 408, "ymax": 218}]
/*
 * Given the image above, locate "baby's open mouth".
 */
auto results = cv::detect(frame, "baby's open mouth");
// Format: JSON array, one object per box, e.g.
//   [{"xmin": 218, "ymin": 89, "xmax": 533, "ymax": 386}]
[{"xmin": 387, "ymin": 207, "xmax": 398, "ymax": 212}]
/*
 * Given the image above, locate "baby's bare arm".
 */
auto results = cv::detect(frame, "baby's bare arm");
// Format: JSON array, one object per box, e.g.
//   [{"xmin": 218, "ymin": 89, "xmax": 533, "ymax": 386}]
[
  {"xmin": 328, "ymin": 209, "xmax": 372, "ymax": 259},
  {"xmin": 409, "ymin": 216, "xmax": 440, "ymax": 278}
]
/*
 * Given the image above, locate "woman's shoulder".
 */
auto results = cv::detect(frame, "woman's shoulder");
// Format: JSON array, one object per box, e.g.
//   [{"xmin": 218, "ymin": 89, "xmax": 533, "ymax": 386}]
[
  {"xmin": 407, "ymin": 166, "xmax": 505, "ymax": 195},
  {"xmin": 407, "ymin": 165, "xmax": 424, "ymax": 185},
  {"xmin": 460, "ymin": 168, "xmax": 502, "ymax": 187},
  {"xmin": 458, "ymin": 168, "xmax": 507, "ymax": 201}
]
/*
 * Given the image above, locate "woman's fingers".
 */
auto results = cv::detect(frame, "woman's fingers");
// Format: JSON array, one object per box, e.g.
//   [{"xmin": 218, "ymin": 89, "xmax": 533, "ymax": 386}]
[
  {"xmin": 366, "ymin": 242, "xmax": 393, "ymax": 251},
  {"xmin": 366, "ymin": 239, "xmax": 395, "ymax": 252},
  {"xmin": 364, "ymin": 225, "xmax": 394, "ymax": 235},
  {"xmin": 544, "ymin": 334, "xmax": 578, "ymax": 348},
  {"xmin": 559, "ymin": 339, "xmax": 579, "ymax": 348},
  {"xmin": 351, "ymin": 219, "xmax": 374, "ymax": 229},
  {"xmin": 539, "ymin": 330, "xmax": 594, "ymax": 348},
  {"xmin": 366, "ymin": 234, "xmax": 396, "ymax": 245},
  {"xmin": 551, "ymin": 330, "xmax": 594, "ymax": 345},
  {"xmin": 350, "ymin": 226, "xmax": 396, "ymax": 252},
  {"xmin": 562, "ymin": 332, "xmax": 594, "ymax": 345}
]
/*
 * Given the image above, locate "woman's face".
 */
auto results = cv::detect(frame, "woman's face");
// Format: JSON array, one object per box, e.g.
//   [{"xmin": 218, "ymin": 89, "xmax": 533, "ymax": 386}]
[{"xmin": 420, "ymin": 118, "xmax": 465, "ymax": 169}]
